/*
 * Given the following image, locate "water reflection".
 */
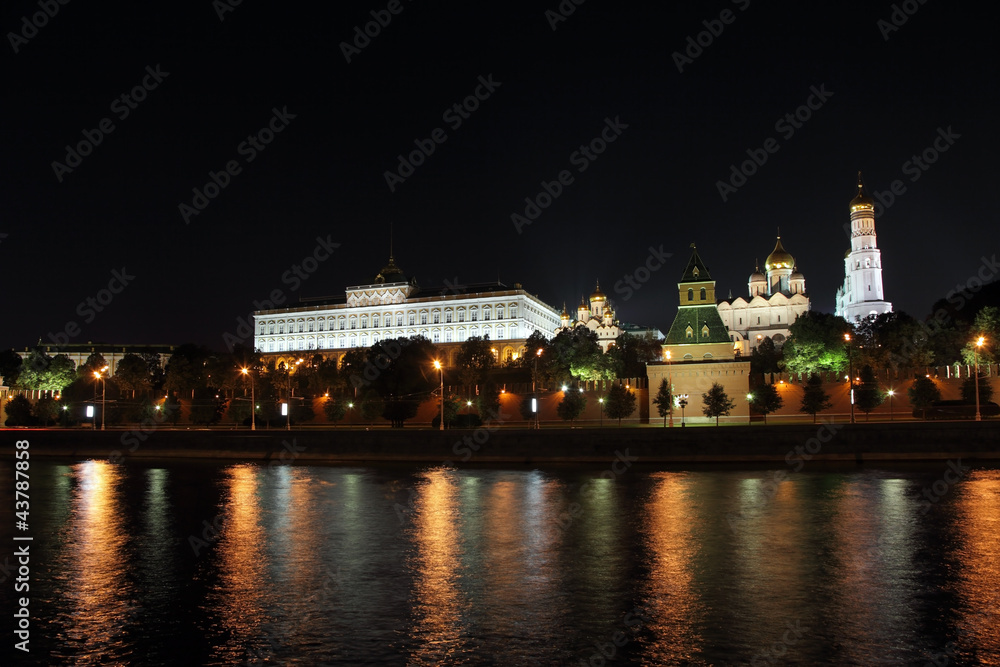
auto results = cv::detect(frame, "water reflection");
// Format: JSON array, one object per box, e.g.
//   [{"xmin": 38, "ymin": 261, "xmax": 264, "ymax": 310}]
[
  {"xmin": 52, "ymin": 461, "xmax": 135, "ymax": 665},
  {"xmin": 406, "ymin": 468, "xmax": 470, "ymax": 665},
  {"xmin": 202, "ymin": 464, "xmax": 270, "ymax": 664},
  {"xmin": 641, "ymin": 472, "xmax": 706, "ymax": 664},
  {"xmin": 952, "ymin": 470, "xmax": 1000, "ymax": 663}
]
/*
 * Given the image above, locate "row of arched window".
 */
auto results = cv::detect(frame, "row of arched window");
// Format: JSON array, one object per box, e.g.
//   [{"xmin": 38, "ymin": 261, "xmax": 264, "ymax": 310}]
[
  {"xmin": 261, "ymin": 324, "xmax": 520, "ymax": 352},
  {"xmin": 257, "ymin": 303, "xmax": 521, "ymax": 335}
]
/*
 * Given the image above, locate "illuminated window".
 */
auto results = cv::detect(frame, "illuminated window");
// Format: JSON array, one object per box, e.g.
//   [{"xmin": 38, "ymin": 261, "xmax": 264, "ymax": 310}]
[
  {"xmin": 459, "ymin": 311, "xmax": 466, "ymax": 322},
  {"xmin": 685, "ymin": 326, "xmax": 693, "ymax": 339},
  {"xmin": 433, "ymin": 331, "xmax": 440, "ymax": 343},
  {"xmin": 446, "ymin": 312, "xmax": 452, "ymax": 323},
  {"xmin": 433, "ymin": 312, "xmax": 440, "ymax": 324},
  {"xmin": 702, "ymin": 325, "xmax": 709, "ymax": 338},
  {"xmin": 409, "ymin": 313, "xmax": 415, "ymax": 325},
  {"xmin": 446, "ymin": 330, "xmax": 453, "ymax": 342},
  {"xmin": 279, "ymin": 323, "xmax": 285, "ymax": 334},
  {"xmin": 421, "ymin": 313, "xmax": 427, "ymax": 325}
]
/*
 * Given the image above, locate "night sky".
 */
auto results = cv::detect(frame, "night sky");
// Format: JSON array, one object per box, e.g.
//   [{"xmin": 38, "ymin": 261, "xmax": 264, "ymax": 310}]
[{"xmin": 4, "ymin": 0, "xmax": 998, "ymax": 353}]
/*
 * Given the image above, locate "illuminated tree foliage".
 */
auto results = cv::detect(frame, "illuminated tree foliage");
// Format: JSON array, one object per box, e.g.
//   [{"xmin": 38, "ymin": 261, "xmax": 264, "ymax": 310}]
[
  {"xmin": 750, "ymin": 383, "xmax": 783, "ymax": 424},
  {"xmin": 781, "ymin": 312, "xmax": 853, "ymax": 376},
  {"xmin": 908, "ymin": 376, "xmax": 941, "ymax": 419},
  {"xmin": 702, "ymin": 382, "xmax": 736, "ymax": 426},
  {"xmin": 652, "ymin": 378, "xmax": 672, "ymax": 427},
  {"xmin": 556, "ymin": 388, "xmax": 587, "ymax": 423},
  {"xmin": 604, "ymin": 382, "xmax": 636, "ymax": 426}
]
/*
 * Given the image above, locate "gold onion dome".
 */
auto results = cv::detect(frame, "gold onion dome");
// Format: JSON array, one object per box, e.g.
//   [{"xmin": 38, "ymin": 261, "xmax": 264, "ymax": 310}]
[
  {"xmin": 764, "ymin": 237, "xmax": 794, "ymax": 271},
  {"xmin": 590, "ymin": 281, "xmax": 606, "ymax": 301},
  {"xmin": 850, "ymin": 170, "xmax": 874, "ymax": 211},
  {"xmin": 373, "ymin": 255, "xmax": 406, "ymax": 284}
]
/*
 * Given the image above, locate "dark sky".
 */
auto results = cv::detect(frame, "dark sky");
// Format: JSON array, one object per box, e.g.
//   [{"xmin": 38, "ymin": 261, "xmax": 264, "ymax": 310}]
[{"xmin": 3, "ymin": 0, "xmax": 998, "ymax": 353}]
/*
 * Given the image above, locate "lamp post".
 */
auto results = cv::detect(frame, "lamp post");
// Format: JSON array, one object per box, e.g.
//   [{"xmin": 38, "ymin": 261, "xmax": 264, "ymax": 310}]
[
  {"xmin": 599, "ymin": 397, "xmax": 604, "ymax": 427},
  {"xmin": 286, "ymin": 358, "xmax": 303, "ymax": 431},
  {"xmin": 746, "ymin": 393, "xmax": 754, "ymax": 425},
  {"xmin": 887, "ymin": 389, "xmax": 894, "ymax": 421},
  {"xmin": 845, "ymin": 333, "xmax": 855, "ymax": 424},
  {"xmin": 679, "ymin": 395, "xmax": 689, "ymax": 427},
  {"xmin": 241, "ymin": 367, "xmax": 256, "ymax": 431},
  {"xmin": 974, "ymin": 336, "xmax": 985, "ymax": 422},
  {"xmin": 434, "ymin": 360, "xmax": 444, "ymax": 430},
  {"xmin": 666, "ymin": 349, "xmax": 674, "ymax": 428},
  {"xmin": 93, "ymin": 365, "xmax": 109, "ymax": 431},
  {"xmin": 534, "ymin": 348, "xmax": 542, "ymax": 430}
]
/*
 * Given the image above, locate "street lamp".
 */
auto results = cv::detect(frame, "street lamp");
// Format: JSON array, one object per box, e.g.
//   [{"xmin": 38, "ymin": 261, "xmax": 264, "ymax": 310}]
[
  {"xmin": 974, "ymin": 336, "xmax": 985, "ymax": 422},
  {"xmin": 241, "ymin": 367, "xmax": 256, "ymax": 431},
  {"xmin": 93, "ymin": 365, "xmax": 109, "ymax": 431},
  {"xmin": 747, "ymin": 393, "xmax": 754, "ymax": 425},
  {"xmin": 534, "ymin": 348, "xmax": 543, "ymax": 430},
  {"xmin": 598, "ymin": 397, "xmax": 604, "ymax": 427},
  {"xmin": 286, "ymin": 358, "xmax": 303, "ymax": 430},
  {"xmin": 845, "ymin": 333, "xmax": 855, "ymax": 424},
  {"xmin": 887, "ymin": 389, "xmax": 895, "ymax": 421},
  {"xmin": 678, "ymin": 394, "xmax": 689, "ymax": 427},
  {"xmin": 434, "ymin": 360, "xmax": 444, "ymax": 430},
  {"xmin": 666, "ymin": 349, "xmax": 674, "ymax": 428}
]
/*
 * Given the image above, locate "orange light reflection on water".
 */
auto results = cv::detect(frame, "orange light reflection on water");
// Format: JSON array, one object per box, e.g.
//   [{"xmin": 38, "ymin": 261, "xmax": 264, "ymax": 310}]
[
  {"xmin": 641, "ymin": 472, "xmax": 705, "ymax": 664},
  {"xmin": 407, "ymin": 469, "xmax": 469, "ymax": 665},
  {"xmin": 59, "ymin": 460, "xmax": 134, "ymax": 665},
  {"xmin": 952, "ymin": 471, "xmax": 1000, "ymax": 661}
]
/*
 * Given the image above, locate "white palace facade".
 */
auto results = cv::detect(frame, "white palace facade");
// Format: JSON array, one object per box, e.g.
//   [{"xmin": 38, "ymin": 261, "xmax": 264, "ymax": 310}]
[
  {"xmin": 252, "ymin": 255, "xmax": 562, "ymax": 365},
  {"xmin": 717, "ymin": 236, "xmax": 811, "ymax": 349}
]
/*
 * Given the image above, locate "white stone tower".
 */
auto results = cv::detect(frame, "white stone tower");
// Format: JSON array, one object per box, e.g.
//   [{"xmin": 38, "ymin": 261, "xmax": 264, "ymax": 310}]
[{"xmin": 835, "ymin": 172, "xmax": 892, "ymax": 321}]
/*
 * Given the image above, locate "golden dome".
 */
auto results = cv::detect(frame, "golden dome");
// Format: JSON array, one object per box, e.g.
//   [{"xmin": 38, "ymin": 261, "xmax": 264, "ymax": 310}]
[
  {"xmin": 590, "ymin": 281, "xmax": 606, "ymax": 301},
  {"xmin": 764, "ymin": 237, "xmax": 794, "ymax": 271},
  {"xmin": 850, "ymin": 171, "xmax": 874, "ymax": 211}
]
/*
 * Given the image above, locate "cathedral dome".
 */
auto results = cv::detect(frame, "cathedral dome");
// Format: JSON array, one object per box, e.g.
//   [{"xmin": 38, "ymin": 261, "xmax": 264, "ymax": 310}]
[
  {"xmin": 790, "ymin": 269, "xmax": 804, "ymax": 280},
  {"xmin": 850, "ymin": 171, "xmax": 874, "ymax": 211},
  {"xmin": 749, "ymin": 269, "xmax": 765, "ymax": 283},
  {"xmin": 373, "ymin": 255, "xmax": 406, "ymax": 284},
  {"xmin": 764, "ymin": 237, "xmax": 794, "ymax": 271},
  {"xmin": 590, "ymin": 281, "xmax": 606, "ymax": 301}
]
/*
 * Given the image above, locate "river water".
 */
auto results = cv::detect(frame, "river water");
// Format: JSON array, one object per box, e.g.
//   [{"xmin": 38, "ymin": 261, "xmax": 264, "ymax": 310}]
[{"xmin": 2, "ymin": 456, "xmax": 999, "ymax": 666}]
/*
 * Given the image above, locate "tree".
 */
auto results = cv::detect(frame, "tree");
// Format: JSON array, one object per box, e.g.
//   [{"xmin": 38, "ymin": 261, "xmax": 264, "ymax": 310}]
[
  {"xmin": 702, "ymin": 382, "xmax": 736, "ymax": 426},
  {"xmin": 0, "ymin": 349, "xmax": 23, "ymax": 386},
  {"xmin": 609, "ymin": 331, "xmax": 663, "ymax": 379},
  {"xmin": 455, "ymin": 335, "xmax": 496, "ymax": 388},
  {"xmin": 556, "ymin": 388, "xmax": 587, "ymax": 423},
  {"xmin": 855, "ymin": 365, "xmax": 884, "ymax": 421},
  {"xmin": 4, "ymin": 395, "xmax": 34, "ymax": 426},
  {"xmin": 799, "ymin": 374, "xmax": 832, "ymax": 423},
  {"xmin": 164, "ymin": 345, "xmax": 211, "ymax": 398},
  {"xmin": 476, "ymin": 382, "xmax": 501, "ymax": 422},
  {"xmin": 78, "ymin": 352, "xmax": 108, "ymax": 379},
  {"xmin": 781, "ymin": 312, "xmax": 853, "ymax": 376},
  {"xmin": 33, "ymin": 396, "xmax": 60, "ymax": 426},
  {"xmin": 190, "ymin": 387, "xmax": 227, "ymax": 425},
  {"xmin": 366, "ymin": 336, "xmax": 436, "ymax": 428},
  {"xmin": 604, "ymin": 382, "xmax": 636, "ymax": 426},
  {"xmin": 961, "ymin": 375, "xmax": 994, "ymax": 404},
  {"xmin": 962, "ymin": 306, "xmax": 1000, "ymax": 366},
  {"xmin": 323, "ymin": 396, "xmax": 348, "ymax": 424},
  {"xmin": 750, "ymin": 383, "xmax": 783, "ymax": 424},
  {"xmin": 548, "ymin": 328, "xmax": 609, "ymax": 384},
  {"xmin": 908, "ymin": 376, "xmax": 941, "ymax": 419},
  {"xmin": 114, "ymin": 353, "xmax": 153, "ymax": 398},
  {"xmin": 652, "ymin": 378, "xmax": 672, "ymax": 427},
  {"xmin": 750, "ymin": 336, "xmax": 782, "ymax": 375}
]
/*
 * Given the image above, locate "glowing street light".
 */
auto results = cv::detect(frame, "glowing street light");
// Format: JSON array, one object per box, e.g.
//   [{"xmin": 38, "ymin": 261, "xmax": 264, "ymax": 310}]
[
  {"xmin": 844, "ymin": 333, "xmax": 855, "ymax": 424},
  {"xmin": 533, "ymin": 348, "xmax": 543, "ymax": 430},
  {"xmin": 666, "ymin": 349, "xmax": 674, "ymax": 428},
  {"xmin": 241, "ymin": 367, "xmax": 256, "ymax": 430},
  {"xmin": 93, "ymin": 365, "xmax": 109, "ymax": 431},
  {"xmin": 286, "ymin": 358, "xmax": 303, "ymax": 430},
  {"xmin": 974, "ymin": 336, "xmax": 985, "ymax": 422},
  {"xmin": 434, "ymin": 360, "xmax": 444, "ymax": 430},
  {"xmin": 598, "ymin": 397, "xmax": 604, "ymax": 427},
  {"xmin": 887, "ymin": 389, "xmax": 895, "ymax": 421}
]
